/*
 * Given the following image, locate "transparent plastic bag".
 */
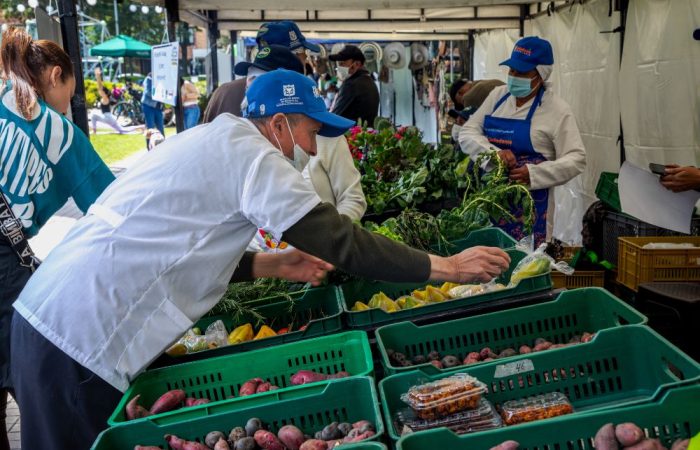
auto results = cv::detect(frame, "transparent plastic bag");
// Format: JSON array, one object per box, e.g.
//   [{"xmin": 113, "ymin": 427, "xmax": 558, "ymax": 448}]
[
  {"xmin": 205, "ymin": 319, "xmax": 228, "ymax": 348},
  {"xmin": 509, "ymin": 243, "xmax": 573, "ymax": 287}
]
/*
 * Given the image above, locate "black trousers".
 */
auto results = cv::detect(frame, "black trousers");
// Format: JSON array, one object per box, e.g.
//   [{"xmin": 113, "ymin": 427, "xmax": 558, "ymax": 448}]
[
  {"xmin": 11, "ymin": 313, "xmax": 122, "ymax": 449},
  {"xmin": 0, "ymin": 244, "xmax": 32, "ymax": 450}
]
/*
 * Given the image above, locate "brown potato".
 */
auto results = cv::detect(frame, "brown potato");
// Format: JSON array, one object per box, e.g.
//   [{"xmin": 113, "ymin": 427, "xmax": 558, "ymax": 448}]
[
  {"xmin": 594, "ymin": 423, "xmax": 617, "ymax": 450},
  {"xmin": 616, "ymin": 423, "xmax": 645, "ymax": 446}
]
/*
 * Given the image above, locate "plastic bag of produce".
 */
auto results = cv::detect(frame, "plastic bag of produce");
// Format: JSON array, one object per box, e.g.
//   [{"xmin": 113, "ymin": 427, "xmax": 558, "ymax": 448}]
[
  {"xmin": 509, "ymin": 243, "xmax": 573, "ymax": 287},
  {"xmin": 205, "ymin": 319, "xmax": 228, "ymax": 348}
]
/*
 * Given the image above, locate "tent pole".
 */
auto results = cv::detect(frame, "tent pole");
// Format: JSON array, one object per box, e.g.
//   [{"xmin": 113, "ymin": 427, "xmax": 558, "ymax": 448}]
[
  {"xmin": 230, "ymin": 30, "xmax": 237, "ymax": 80},
  {"xmin": 165, "ymin": 0, "xmax": 185, "ymax": 133},
  {"xmin": 207, "ymin": 10, "xmax": 220, "ymax": 94},
  {"xmin": 57, "ymin": 0, "xmax": 89, "ymax": 135}
]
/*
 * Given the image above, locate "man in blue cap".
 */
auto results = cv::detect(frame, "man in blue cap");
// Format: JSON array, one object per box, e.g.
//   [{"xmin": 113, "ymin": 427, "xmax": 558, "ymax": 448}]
[
  {"xmin": 203, "ymin": 44, "xmax": 304, "ymax": 121},
  {"xmin": 256, "ymin": 21, "xmax": 320, "ymax": 75},
  {"xmin": 10, "ymin": 69, "xmax": 510, "ymax": 446},
  {"xmin": 460, "ymin": 36, "xmax": 586, "ymax": 247}
]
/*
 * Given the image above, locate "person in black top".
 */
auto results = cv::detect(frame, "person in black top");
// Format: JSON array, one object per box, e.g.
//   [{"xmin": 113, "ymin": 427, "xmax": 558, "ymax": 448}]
[
  {"xmin": 330, "ymin": 45, "xmax": 379, "ymax": 126},
  {"xmin": 91, "ymin": 67, "xmax": 144, "ymax": 135}
]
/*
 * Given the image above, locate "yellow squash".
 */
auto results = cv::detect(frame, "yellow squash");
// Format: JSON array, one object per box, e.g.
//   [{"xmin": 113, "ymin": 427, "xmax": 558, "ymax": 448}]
[{"xmin": 228, "ymin": 323, "xmax": 254, "ymax": 345}]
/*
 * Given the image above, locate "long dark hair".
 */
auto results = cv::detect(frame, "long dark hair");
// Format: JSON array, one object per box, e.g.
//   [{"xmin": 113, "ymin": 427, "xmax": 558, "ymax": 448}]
[{"xmin": 0, "ymin": 27, "xmax": 74, "ymax": 119}]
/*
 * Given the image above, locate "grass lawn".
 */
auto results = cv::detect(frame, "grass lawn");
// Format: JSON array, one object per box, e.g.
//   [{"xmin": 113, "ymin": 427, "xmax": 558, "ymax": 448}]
[{"xmin": 91, "ymin": 127, "xmax": 176, "ymax": 165}]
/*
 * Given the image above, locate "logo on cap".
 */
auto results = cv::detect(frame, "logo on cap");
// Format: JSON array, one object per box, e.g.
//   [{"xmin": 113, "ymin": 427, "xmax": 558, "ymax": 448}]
[
  {"xmin": 260, "ymin": 104, "xmax": 266, "ymax": 115},
  {"xmin": 283, "ymin": 85, "xmax": 296, "ymax": 97},
  {"xmin": 514, "ymin": 46, "xmax": 532, "ymax": 56},
  {"xmin": 289, "ymin": 30, "xmax": 298, "ymax": 42},
  {"xmin": 257, "ymin": 47, "xmax": 271, "ymax": 58},
  {"xmin": 258, "ymin": 26, "xmax": 268, "ymax": 36}
]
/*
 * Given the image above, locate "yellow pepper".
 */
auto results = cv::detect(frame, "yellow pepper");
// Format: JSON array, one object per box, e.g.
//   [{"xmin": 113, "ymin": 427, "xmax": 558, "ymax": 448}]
[
  {"xmin": 228, "ymin": 323, "xmax": 254, "ymax": 345},
  {"xmin": 254, "ymin": 325, "xmax": 277, "ymax": 340},
  {"xmin": 352, "ymin": 301, "xmax": 370, "ymax": 311}
]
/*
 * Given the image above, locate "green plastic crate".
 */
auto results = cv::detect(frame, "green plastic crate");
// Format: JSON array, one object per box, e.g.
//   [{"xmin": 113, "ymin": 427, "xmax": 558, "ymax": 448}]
[
  {"xmin": 595, "ymin": 171, "xmax": 621, "ymax": 212},
  {"xmin": 339, "ymin": 444, "xmax": 388, "ymax": 450},
  {"xmin": 375, "ymin": 287, "xmax": 647, "ymax": 376},
  {"xmin": 93, "ymin": 377, "xmax": 384, "ymax": 449},
  {"xmin": 168, "ymin": 285, "xmax": 344, "ymax": 363},
  {"xmin": 396, "ymin": 382, "xmax": 700, "ymax": 449},
  {"xmin": 340, "ymin": 249, "xmax": 552, "ymax": 329},
  {"xmin": 431, "ymin": 228, "xmax": 518, "ymax": 256},
  {"xmin": 379, "ymin": 325, "xmax": 700, "ymax": 441},
  {"xmin": 109, "ymin": 331, "xmax": 372, "ymax": 426}
]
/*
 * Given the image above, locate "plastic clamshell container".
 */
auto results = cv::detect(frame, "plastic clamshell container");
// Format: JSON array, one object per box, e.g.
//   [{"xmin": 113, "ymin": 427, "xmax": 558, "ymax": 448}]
[
  {"xmin": 92, "ymin": 377, "xmax": 384, "ymax": 449},
  {"xmin": 500, "ymin": 391, "xmax": 574, "ymax": 425},
  {"xmin": 375, "ymin": 287, "xmax": 647, "ymax": 376},
  {"xmin": 401, "ymin": 373, "xmax": 487, "ymax": 420},
  {"xmin": 396, "ymin": 397, "xmax": 502, "ymax": 435},
  {"xmin": 109, "ymin": 331, "xmax": 372, "ymax": 426}
]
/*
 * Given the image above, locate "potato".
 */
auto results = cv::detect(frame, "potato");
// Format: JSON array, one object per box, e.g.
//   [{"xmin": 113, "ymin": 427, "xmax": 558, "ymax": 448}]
[
  {"xmin": 338, "ymin": 423, "xmax": 353, "ymax": 436},
  {"xmin": 412, "ymin": 355, "xmax": 426, "ymax": 364},
  {"xmin": 624, "ymin": 439, "xmax": 666, "ymax": 450},
  {"xmin": 254, "ymin": 430, "xmax": 285, "ymax": 450},
  {"xmin": 430, "ymin": 360, "xmax": 443, "ymax": 369},
  {"xmin": 256, "ymin": 382, "xmax": 272, "ymax": 393},
  {"xmin": 245, "ymin": 418, "xmax": 262, "ymax": 437},
  {"xmin": 299, "ymin": 440, "xmax": 327, "ymax": 450},
  {"xmin": 214, "ymin": 438, "xmax": 231, "ymax": 450},
  {"xmin": 489, "ymin": 441, "xmax": 520, "ymax": 450},
  {"xmin": 164, "ymin": 434, "xmax": 209, "ymax": 450},
  {"xmin": 228, "ymin": 427, "xmax": 246, "ymax": 442},
  {"xmin": 240, "ymin": 378, "xmax": 263, "ymax": 396},
  {"xmin": 615, "ymin": 423, "xmax": 645, "ymax": 446},
  {"xmin": 463, "ymin": 357, "xmax": 480, "ymax": 365},
  {"xmin": 352, "ymin": 420, "xmax": 374, "ymax": 432},
  {"xmin": 593, "ymin": 423, "xmax": 617, "ymax": 450},
  {"xmin": 234, "ymin": 437, "xmax": 255, "ymax": 450},
  {"xmin": 427, "ymin": 350, "xmax": 440, "ymax": 361},
  {"xmin": 479, "ymin": 347, "xmax": 494, "ymax": 359},
  {"xmin": 518, "ymin": 345, "xmax": 532, "ymax": 354},
  {"xmin": 125, "ymin": 395, "xmax": 151, "ymax": 420},
  {"xmin": 206, "ymin": 431, "xmax": 226, "ymax": 449},
  {"xmin": 320, "ymin": 422, "xmax": 343, "ymax": 440},
  {"xmin": 325, "ymin": 439, "xmax": 343, "ymax": 449},
  {"xmin": 277, "ymin": 425, "xmax": 305, "ymax": 450},
  {"xmin": 150, "ymin": 390, "xmax": 186, "ymax": 414},
  {"xmin": 441, "ymin": 355, "xmax": 460, "ymax": 368},
  {"xmin": 581, "ymin": 332, "xmax": 595, "ymax": 343},
  {"xmin": 671, "ymin": 439, "xmax": 689, "ymax": 450},
  {"xmin": 533, "ymin": 342, "xmax": 552, "ymax": 352},
  {"xmin": 498, "ymin": 348, "xmax": 517, "ymax": 358}
]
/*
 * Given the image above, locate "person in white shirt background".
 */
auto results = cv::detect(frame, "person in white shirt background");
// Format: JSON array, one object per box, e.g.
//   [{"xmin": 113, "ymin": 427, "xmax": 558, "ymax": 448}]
[{"xmin": 459, "ymin": 36, "xmax": 586, "ymax": 247}]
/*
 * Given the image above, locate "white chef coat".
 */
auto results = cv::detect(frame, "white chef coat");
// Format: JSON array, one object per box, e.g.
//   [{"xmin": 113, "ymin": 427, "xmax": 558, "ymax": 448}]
[
  {"xmin": 13, "ymin": 114, "xmax": 321, "ymax": 392},
  {"xmin": 458, "ymin": 85, "xmax": 586, "ymax": 240},
  {"xmin": 302, "ymin": 135, "xmax": 366, "ymax": 222}
]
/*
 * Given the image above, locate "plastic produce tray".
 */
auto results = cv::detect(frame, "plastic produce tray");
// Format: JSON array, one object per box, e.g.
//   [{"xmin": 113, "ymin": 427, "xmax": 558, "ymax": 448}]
[
  {"xmin": 380, "ymin": 325, "xmax": 700, "ymax": 440},
  {"xmin": 109, "ymin": 331, "xmax": 372, "ymax": 426},
  {"xmin": 396, "ymin": 381, "xmax": 700, "ymax": 449},
  {"xmin": 595, "ymin": 171, "xmax": 621, "ymax": 212},
  {"xmin": 162, "ymin": 285, "xmax": 344, "ymax": 364},
  {"xmin": 340, "ymin": 249, "xmax": 552, "ymax": 329},
  {"xmin": 93, "ymin": 377, "xmax": 384, "ymax": 449},
  {"xmin": 375, "ymin": 287, "xmax": 646, "ymax": 376},
  {"xmin": 617, "ymin": 236, "xmax": 700, "ymax": 291}
]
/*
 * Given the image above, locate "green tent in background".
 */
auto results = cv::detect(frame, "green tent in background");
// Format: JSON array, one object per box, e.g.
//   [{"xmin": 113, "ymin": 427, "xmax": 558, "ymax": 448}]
[{"xmin": 90, "ymin": 35, "xmax": 152, "ymax": 58}]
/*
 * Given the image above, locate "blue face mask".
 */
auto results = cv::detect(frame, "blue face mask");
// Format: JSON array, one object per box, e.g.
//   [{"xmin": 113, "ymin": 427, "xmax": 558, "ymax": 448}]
[{"xmin": 507, "ymin": 75, "xmax": 537, "ymax": 98}]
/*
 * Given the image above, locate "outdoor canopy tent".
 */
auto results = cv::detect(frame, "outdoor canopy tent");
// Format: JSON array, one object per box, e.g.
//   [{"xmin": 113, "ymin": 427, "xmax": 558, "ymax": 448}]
[{"xmin": 89, "ymin": 34, "xmax": 152, "ymax": 58}]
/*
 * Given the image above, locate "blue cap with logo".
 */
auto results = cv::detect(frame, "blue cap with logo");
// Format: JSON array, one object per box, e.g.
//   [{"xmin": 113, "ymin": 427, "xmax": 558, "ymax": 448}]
[
  {"xmin": 244, "ymin": 69, "xmax": 354, "ymax": 138},
  {"xmin": 234, "ymin": 44, "xmax": 304, "ymax": 76},
  {"xmin": 256, "ymin": 21, "xmax": 321, "ymax": 53},
  {"xmin": 500, "ymin": 36, "xmax": 554, "ymax": 73}
]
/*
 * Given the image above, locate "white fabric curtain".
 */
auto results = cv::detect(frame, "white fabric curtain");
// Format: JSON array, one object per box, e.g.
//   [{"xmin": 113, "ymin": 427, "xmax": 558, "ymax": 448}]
[
  {"xmin": 619, "ymin": 0, "xmax": 700, "ymax": 169},
  {"xmin": 473, "ymin": 29, "xmax": 520, "ymax": 82}
]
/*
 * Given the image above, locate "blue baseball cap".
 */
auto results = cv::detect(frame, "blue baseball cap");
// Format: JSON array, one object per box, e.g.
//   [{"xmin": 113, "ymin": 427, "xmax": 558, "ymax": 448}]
[
  {"xmin": 234, "ymin": 45, "xmax": 304, "ymax": 76},
  {"xmin": 500, "ymin": 36, "xmax": 554, "ymax": 73},
  {"xmin": 244, "ymin": 69, "xmax": 354, "ymax": 138},
  {"xmin": 256, "ymin": 21, "xmax": 321, "ymax": 53}
]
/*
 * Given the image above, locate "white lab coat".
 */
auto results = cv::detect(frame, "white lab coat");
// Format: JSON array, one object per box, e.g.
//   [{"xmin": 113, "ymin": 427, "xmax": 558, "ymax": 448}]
[
  {"xmin": 13, "ymin": 115, "xmax": 321, "ymax": 391},
  {"xmin": 459, "ymin": 85, "xmax": 586, "ymax": 240}
]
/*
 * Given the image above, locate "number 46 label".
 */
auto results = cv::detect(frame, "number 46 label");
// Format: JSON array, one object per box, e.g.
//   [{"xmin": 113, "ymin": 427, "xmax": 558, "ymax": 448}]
[{"xmin": 494, "ymin": 359, "xmax": 535, "ymax": 378}]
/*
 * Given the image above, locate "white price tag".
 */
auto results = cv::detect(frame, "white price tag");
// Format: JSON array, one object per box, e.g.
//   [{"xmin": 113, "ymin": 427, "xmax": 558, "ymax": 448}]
[{"xmin": 494, "ymin": 359, "xmax": 534, "ymax": 378}]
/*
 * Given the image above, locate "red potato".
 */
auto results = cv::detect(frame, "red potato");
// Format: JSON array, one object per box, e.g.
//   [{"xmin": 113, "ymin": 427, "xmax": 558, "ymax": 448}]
[
  {"xmin": 549, "ymin": 344, "xmax": 569, "ymax": 349},
  {"xmin": 215, "ymin": 438, "xmax": 231, "ymax": 450},
  {"xmin": 299, "ymin": 439, "xmax": 328, "ymax": 450},
  {"xmin": 466, "ymin": 352, "xmax": 481, "ymax": 361},
  {"xmin": 581, "ymin": 332, "xmax": 595, "ymax": 343},
  {"xmin": 240, "ymin": 378, "xmax": 263, "ymax": 396},
  {"xmin": 327, "ymin": 371, "xmax": 350, "ymax": 380},
  {"xmin": 150, "ymin": 389, "xmax": 186, "ymax": 414},
  {"xmin": 594, "ymin": 424, "xmax": 617, "ymax": 450},
  {"xmin": 519, "ymin": 345, "xmax": 532, "ymax": 354},
  {"xmin": 254, "ymin": 430, "xmax": 285, "ymax": 450},
  {"xmin": 624, "ymin": 439, "xmax": 666, "ymax": 450},
  {"xmin": 463, "ymin": 357, "xmax": 480, "ymax": 365},
  {"xmin": 164, "ymin": 434, "xmax": 209, "ymax": 450},
  {"xmin": 326, "ymin": 439, "xmax": 343, "ymax": 449},
  {"xmin": 125, "ymin": 395, "xmax": 151, "ymax": 420},
  {"xmin": 429, "ymin": 360, "xmax": 443, "ymax": 369},
  {"xmin": 352, "ymin": 420, "xmax": 373, "ymax": 430},
  {"xmin": 616, "ymin": 423, "xmax": 645, "ymax": 446},
  {"xmin": 290, "ymin": 370, "xmax": 329, "ymax": 385},
  {"xmin": 256, "ymin": 382, "xmax": 272, "ymax": 393},
  {"xmin": 671, "ymin": 439, "xmax": 689, "ymax": 450},
  {"xmin": 489, "ymin": 441, "xmax": 520, "ymax": 450},
  {"xmin": 533, "ymin": 342, "xmax": 552, "ymax": 352},
  {"xmin": 192, "ymin": 398, "xmax": 210, "ymax": 406},
  {"xmin": 343, "ymin": 430, "xmax": 375, "ymax": 443},
  {"xmin": 277, "ymin": 425, "xmax": 305, "ymax": 450},
  {"xmin": 185, "ymin": 397, "xmax": 198, "ymax": 407}
]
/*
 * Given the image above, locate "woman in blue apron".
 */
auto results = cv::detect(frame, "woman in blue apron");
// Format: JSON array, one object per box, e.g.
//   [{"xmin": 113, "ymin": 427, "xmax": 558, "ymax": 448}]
[{"xmin": 459, "ymin": 36, "xmax": 586, "ymax": 248}]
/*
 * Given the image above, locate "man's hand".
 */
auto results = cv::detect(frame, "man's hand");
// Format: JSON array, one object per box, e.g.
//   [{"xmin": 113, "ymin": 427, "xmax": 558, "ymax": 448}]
[
  {"xmin": 252, "ymin": 250, "xmax": 334, "ymax": 286},
  {"xmin": 660, "ymin": 165, "xmax": 700, "ymax": 193},
  {"xmin": 509, "ymin": 165, "xmax": 530, "ymax": 185},
  {"xmin": 497, "ymin": 150, "xmax": 517, "ymax": 169},
  {"xmin": 429, "ymin": 246, "xmax": 511, "ymax": 284}
]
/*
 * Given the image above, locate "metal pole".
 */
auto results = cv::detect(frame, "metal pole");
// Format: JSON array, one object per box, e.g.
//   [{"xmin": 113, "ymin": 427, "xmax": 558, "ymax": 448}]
[
  {"xmin": 113, "ymin": 0, "xmax": 119, "ymax": 35},
  {"xmin": 230, "ymin": 30, "xmax": 237, "ymax": 79},
  {"xmin": 206, "ymin": 10, "xmax": 219, "ymax": 94},
  {"xmin": 165, "ymin": 0, "xmax": 185, "ymax": 133},
  {"xmin": 57, "ymin": 0, "xmax": 89, "ymax": 135}
]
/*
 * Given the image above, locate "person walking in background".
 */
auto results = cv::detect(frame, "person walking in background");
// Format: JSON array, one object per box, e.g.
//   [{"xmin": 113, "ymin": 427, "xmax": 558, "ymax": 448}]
[
  {"xmin": 91, "ymin": 67, "xmax": 144, "ymax": 135},
  {"xmin": 141, "ymin": 72, "xmax": 164, "ymax": 137},
  {"xmin": 0, "ymin": 27, "xmax": 114, "ymax": 450},
  {"xmin": 180, "ymin": 77, "xmax": 201, "ymax": 129}
]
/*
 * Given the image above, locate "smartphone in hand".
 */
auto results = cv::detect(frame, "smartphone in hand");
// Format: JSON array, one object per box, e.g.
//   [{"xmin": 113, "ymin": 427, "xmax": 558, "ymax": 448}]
[{"xmin": 649, "ymin": 163, "xmax": 666, "ymax": 176}]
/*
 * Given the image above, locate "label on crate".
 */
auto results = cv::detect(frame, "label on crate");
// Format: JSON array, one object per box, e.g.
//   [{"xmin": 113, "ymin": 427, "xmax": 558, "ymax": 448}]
[{"xmin": 493, "ymin": 359, "xmax": 534, "ymax": 378}]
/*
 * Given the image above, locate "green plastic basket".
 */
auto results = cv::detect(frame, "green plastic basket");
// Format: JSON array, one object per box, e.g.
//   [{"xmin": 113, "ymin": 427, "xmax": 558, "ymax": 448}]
[
  {"xmin": 375, "ymin": 287, "xmax": 647, "ymax": 376},
  {"xmin": 595, "ymin": 171, "xmax": 621, "ymax": 212},
  {"xmin": 93, "ymin": 377, "xmax": 384, "ymax": 449},
  {"xmin": 340, "ymin": 249, "xmax": 552, "ymax": 329},
  {"xmin": 339, "ymin": 444, "xmax": 388, "ymax": 450},
  {"xmin": 396, "ymin": 381, "xmax": 700, "ymax": 449},
  {"xmin": 431, "ymin": 228, "xmax": 518, "ymax": 256},
  {"xmin": 379, "ymin": 325, "xmax": 700, "ymax": 441},
  {"xmin": 166, "ymin": 285, "xmax": 344, "ymax": 364},
  {"xmin": 109, "ymin": 331, "xmax": 372, "ymax": 426}
]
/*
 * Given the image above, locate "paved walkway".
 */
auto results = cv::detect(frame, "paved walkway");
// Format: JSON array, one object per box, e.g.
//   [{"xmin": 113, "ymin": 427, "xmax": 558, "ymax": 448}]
[{"xmin": 6, "ymin": 148, "xmax": 149, "ymax": 446}]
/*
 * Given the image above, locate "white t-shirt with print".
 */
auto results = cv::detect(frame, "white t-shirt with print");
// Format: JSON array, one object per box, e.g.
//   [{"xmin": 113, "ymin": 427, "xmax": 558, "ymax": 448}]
[{"xmin": 13, "ymin": 114, "xmax": 321, "ymax": 391}]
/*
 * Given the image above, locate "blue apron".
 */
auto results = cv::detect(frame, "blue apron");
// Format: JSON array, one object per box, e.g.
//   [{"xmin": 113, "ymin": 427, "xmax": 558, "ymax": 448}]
[{"xmin": 483, "ymin": 87, "xmax": 548, "ymax": 247}]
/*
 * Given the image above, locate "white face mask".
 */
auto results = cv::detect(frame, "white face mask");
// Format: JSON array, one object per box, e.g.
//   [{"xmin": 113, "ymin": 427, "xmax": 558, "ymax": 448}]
[
  {"xmin": 336, "ymin": 65, "xmax": 350, "ymax": 81},
  {"xmin": 270, "ymin": 116, "xmax": 311, "ymax": 173},
  {"xmin": 451, "ymin": 123, "xmax": 462, "ymax": 142}
]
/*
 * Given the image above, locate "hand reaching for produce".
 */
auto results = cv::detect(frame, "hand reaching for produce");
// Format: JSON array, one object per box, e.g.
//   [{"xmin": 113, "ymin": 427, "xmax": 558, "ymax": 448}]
[
  {"xmin": 429, "ymin": 246, "xmax": 510, "ymax": 284},
  {"xmin": 252, "ymin": 250, "xmax": 334, "ymax": 286},
  {"xmin": 509, "ymin": 165, "xmax": 530, "ymax": 185}
]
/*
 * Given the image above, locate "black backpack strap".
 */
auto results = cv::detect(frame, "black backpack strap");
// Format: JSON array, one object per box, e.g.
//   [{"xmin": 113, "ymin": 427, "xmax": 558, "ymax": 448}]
[{"xmin": 0, "ymin": 193, "xmax": 40, "ymax": 272}]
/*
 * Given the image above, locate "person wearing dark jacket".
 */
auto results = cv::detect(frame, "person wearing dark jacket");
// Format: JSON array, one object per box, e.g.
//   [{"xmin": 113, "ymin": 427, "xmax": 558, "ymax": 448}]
[{"xmin": 329, "ymin": 45, "xmax": 379, "ymax": 125}]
